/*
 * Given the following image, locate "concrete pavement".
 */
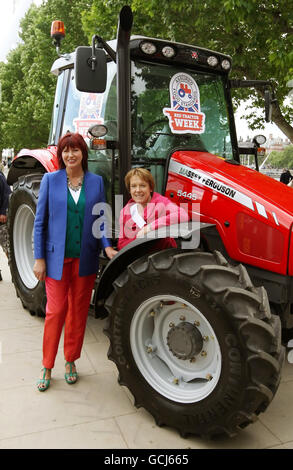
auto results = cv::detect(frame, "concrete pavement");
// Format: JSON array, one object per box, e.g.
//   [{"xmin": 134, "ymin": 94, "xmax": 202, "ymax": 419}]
[{"xmin": 1, "ymin": 247, "xmax": 293, "ymax": 450}]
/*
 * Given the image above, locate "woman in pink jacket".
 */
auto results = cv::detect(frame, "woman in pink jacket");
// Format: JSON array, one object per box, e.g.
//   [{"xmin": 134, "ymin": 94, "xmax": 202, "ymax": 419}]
[{"xmin": 118, "ymin": 168, "xmax": 189, "ymax": 250}]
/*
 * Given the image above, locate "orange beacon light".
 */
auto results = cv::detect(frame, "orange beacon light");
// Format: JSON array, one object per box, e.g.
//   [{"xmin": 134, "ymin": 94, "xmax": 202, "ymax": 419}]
[{"xmin": 51, "ymin": 20, "xmax": 65, "ymax": 46}]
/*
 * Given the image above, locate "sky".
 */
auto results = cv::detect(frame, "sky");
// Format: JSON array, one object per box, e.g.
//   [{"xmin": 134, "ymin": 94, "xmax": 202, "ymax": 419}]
[
  {"xmin": 0, "ymin": 0, "xmax": 43, "ymax": 63},
  {"xmin": 0, "ymin": 0, "xmax": 289, "ymax": 142},
  {"xmin": 234, "ymin": 102, "xmax": 288, "ymax": 142}
]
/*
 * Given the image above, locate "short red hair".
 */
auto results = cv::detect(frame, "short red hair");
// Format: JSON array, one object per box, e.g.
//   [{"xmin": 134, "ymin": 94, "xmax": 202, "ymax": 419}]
[{"xmin": 57, "ymin": 133, "xmax": 88, "ymax": 171}]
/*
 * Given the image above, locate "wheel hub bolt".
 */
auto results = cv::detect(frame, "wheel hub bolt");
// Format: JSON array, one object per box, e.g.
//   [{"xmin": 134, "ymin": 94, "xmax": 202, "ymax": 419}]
[
  {"xmin": 194, "ymin": 320, "xmax": 200, "ymax": 326},
  {"xmin": 173, "ymin": 378, "xmax": 179, "ymax": 385},
  {"xmin": 201, "ymin": 350, "xmax": 207, "ymax": 357},
  {"xmin": 203, "ymin": 336, "xmax": 209, "ymax": 342},
  {"xmin": 206, "ymin": 374, "xmax": 213, "ymax": 381},
  {"xmin": 149, "ymin": 310, "xmax": 156, "ymax": 317},
  {"xmin": 169, "ymin": 322, "xmax": 175, "ymax": 327},
  {"xmin": 190, "ymin": 357, "xmax": 196, "ymax": 363},
  {"xmin": 180, "ymin": 315, "xmax": 186, "ymax": 321}
]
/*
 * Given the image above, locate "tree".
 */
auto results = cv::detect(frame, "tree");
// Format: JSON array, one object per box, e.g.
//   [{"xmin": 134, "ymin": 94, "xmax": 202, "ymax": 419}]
[
  {"xmin": 82, "ymin": 0, "xmax": 293, "ymax": 141},
  {"xmin": 0, "ymin": 0, "xmax": 93, "ymax": 153},
  {"xmin": 269, "ymin": 145, "xmax": 293, "ymax": 168},
  {"xmin": 0, "ymin": 0, "xmax": 292, "ymax": 153}
]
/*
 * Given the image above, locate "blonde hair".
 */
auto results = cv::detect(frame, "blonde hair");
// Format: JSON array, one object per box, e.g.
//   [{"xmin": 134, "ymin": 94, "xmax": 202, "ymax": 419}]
[{"xmin": 125, "ymin": 168, "xmax": 155, "ymax": 193}]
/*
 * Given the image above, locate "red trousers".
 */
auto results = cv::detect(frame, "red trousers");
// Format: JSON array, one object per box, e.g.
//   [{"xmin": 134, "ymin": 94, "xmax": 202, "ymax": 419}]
[{"xmin": 42, "ymin": 258, "xmax": 96, "ymax": 369}]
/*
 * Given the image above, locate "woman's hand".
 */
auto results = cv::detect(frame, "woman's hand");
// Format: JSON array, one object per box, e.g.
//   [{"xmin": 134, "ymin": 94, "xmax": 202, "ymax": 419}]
[
  {"xmin": 105, "ymin": 246, "xmax": 118, "ymax": 259},
  {"xmin": 33, "ymin": 259, "xmax": 46, "ymax": 281},
  {"xmin": 0, "ymin": 214, "xmax": 7, "ymax": 223},
  {"xmin": 136, "ymin": 224, "xmax": 151, "ymax": 238}
]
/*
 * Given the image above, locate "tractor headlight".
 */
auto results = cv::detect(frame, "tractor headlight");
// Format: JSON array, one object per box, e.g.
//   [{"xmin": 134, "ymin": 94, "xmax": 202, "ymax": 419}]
[
  {"xmin": 162, "ymin": 46, "xmax": 175, "ymax": 58},
  {"xmin": 140, "ymin": 41, "xmax": 157, "ymax": 55},
  {"xmin": 221, "ymin": 59, "xmax": 231, "ymax": 70},
  {"xmin": 253, "ymin": 134, "xmax": 266, "ymax": 146},
  {"xmin": 207, "ymin": 55, "xmax": 218, "ymax": 67}
]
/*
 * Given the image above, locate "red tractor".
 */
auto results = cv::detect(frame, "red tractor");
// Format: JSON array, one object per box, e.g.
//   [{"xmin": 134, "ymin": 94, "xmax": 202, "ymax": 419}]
[{"xmin": 7, "ymin": 6, "xmax": 287, "ymax": 437}]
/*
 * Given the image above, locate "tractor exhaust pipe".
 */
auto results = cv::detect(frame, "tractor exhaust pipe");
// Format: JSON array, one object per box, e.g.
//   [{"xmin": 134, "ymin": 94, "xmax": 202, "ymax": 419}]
[{"xmin": 116, "ymin": 5, "xmax": 133, "ymax": 203}]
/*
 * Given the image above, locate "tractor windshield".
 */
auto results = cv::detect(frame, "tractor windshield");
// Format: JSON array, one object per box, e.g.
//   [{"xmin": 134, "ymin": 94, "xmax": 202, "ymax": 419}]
[
  {"xmin": 131, "ymin": 61, "xmax": 232, "ymax": 191},
  {"xmin": 49, "ymin": 59, "xmax": 233, "ymax": 198}
]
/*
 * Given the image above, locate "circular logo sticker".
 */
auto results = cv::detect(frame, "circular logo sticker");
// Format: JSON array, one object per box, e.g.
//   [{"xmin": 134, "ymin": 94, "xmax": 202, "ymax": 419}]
[{"xmin": 170, "ymin": 73, "xmax": 199, "ymax": 110}]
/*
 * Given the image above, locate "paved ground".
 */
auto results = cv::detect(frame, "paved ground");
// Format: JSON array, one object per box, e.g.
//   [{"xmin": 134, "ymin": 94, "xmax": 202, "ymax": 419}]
[{"xmin": 1, "ymin": 247, "xmax": 293, "ymax": 450}]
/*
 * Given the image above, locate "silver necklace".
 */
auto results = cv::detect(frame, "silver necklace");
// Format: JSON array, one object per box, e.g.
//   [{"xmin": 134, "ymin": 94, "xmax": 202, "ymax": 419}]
[{"xmin": 67, "ymin": 174, "xmax": 84, "ymax": 192}]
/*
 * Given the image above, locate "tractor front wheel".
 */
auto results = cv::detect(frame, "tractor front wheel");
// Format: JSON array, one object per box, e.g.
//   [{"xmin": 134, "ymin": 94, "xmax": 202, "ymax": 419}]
[{"xmin": 105, "ymin": 249, "xmax": 284, "ymax": 438}]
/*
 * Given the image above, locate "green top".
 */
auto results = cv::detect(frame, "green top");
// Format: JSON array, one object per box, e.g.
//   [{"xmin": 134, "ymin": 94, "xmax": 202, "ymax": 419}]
[{"xmin": 64, "ymin": 184, "xmax": 85, "ymax": 258}]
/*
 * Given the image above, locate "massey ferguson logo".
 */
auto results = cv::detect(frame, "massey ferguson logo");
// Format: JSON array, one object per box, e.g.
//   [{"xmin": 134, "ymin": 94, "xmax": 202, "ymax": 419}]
[{"xmin": 163, "ymin": 73, "xmax": 205, "ymax": 134}]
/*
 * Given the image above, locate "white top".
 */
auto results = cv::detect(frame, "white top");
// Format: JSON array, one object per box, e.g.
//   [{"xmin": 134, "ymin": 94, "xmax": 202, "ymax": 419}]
[
  {"xmin": 69, "ymin": 187, "xmax": 81, "ymax": 204},
  {"xmin": 130, "ymin": 203, "xmax": 146, "ymax": 228}
]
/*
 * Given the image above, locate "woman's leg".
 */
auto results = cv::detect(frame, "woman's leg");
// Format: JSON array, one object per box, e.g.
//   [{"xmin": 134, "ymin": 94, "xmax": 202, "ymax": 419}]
[
  {"xmin": 42, "ymin": 261, "xmax": 72, "ymax": 369},
  {"xmin": 63, "ymin": 258, "xmax": 96, "ymax": 364}
]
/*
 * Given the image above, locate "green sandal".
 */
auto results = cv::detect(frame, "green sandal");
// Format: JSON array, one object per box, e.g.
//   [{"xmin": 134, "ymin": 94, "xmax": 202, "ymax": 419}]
[
  {"xmin": 65, "ymin": 362, "xmax": 78, "ymax": 384},
  {"xmin": 37, "ymin": 368, "xmax": 51, "ymax": 392}
]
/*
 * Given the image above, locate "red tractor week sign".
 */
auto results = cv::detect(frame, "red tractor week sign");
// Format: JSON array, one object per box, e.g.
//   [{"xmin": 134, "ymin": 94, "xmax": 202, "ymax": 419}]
[{"xmin": 163, "ymin": 73, "xmax": 205, "ymax": 134}]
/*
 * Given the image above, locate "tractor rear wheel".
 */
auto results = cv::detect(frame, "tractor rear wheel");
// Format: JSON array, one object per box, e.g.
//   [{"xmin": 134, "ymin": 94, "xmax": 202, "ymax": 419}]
[
  {"xmin": 7, "ymin": 174, "xmax": 46, "ymax": 316},
  {"xmin": 105, "ymin": 249, "xmax": 284, "ymax": 438}
]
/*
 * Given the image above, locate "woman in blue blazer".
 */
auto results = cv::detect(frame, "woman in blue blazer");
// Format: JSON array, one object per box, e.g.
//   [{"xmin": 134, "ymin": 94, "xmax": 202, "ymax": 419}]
[{"xmin": 33, "ymin": 132, "xmax": 117, "ymax": 391}]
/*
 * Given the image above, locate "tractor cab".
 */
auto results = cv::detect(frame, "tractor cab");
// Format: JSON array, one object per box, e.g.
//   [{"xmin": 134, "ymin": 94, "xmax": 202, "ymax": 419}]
[{"xmin": 49, "ymin": 35, "xmax": 237, "ymax": 226}]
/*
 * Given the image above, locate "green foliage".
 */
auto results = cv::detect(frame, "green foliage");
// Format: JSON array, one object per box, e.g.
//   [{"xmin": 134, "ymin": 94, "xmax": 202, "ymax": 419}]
[
  {"xmin": 0, "ymin": 0, "xmax": 93, "ymax": 153},
  {"xmin": 82, "ymin": 0, "xmax": 293, "ymax": 138},
  {"xmin": 269, "ymin": 146, "xmax": 293, "ymax": 168},
  {"xmin": 0, "ymin": 0, "xmax": 292, "ymax": 154}
]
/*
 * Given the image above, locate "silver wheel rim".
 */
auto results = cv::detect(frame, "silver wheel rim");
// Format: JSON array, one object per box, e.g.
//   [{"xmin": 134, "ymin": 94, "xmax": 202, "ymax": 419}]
[
  {"xmin": 13, "ymin": 204, "xmax": 38, "ymax": 289},
  {"xmin": 130, "ymin": 295, "xmax": 222, "ymax": 403}
]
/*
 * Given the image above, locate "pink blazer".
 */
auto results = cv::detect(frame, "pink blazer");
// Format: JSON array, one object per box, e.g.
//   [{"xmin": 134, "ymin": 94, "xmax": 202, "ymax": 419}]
[{"xmin": 118, "ymin": 192, "xmax": 189, "ymax": 250}]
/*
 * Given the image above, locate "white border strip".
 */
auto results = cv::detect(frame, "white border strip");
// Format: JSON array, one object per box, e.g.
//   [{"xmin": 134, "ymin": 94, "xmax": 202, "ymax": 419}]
[
  {"xmin": 169, "ymin": 160, "xmax": 254, "ymax": 211},
  {"xmin": 255, "ymin": 201, "xmax": 268, "ymax": 218}
]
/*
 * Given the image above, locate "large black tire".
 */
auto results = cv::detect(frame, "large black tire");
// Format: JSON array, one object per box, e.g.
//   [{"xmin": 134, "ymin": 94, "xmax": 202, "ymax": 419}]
[
  {"xmin": 105, "ymin": 249, "xmax": 285, "ymax": 438},
  {"xmin": 7, "ymin": 174, "xmax": 46, "ymax": 316}
]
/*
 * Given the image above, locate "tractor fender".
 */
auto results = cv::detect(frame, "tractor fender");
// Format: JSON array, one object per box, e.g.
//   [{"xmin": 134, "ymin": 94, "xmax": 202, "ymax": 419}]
[
  {"xmin": 7, "ymin": 147, "xmax": 58, "ymax": 185},
  {"xmin": 96, "ymin": 222, "xmax": 214, "ymax": 305}
]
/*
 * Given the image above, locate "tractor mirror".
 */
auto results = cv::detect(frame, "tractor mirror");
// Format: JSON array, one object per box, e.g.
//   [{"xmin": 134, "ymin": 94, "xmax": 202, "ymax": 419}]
[
  {"xmin": 264, "ymin": 89, "xmax": 272, "ymax": 123},
  {"xmin": 75, "ymin": 46, "xmax": 107, "ymax": 93}
]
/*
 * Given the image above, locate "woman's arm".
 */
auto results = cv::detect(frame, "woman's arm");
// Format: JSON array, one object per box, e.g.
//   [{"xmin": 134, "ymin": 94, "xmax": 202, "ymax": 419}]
[
  {"xmin": 95, "ymin": 176, "xmax": 113, "ymax": 252},
  {"xmin": 33, "ymin": 174, "xmax": 49, "ymax": 281},
  {"xmin": 33, "ymin": 174, "xmax": 49, "ymax": 260},
  {"xmin": 117, "ymin": 204, "xmax": 139, "ymax": 250},
  {"xmin": 149, "ymin": 200, "xmax": 189, "ymax": 231}
]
